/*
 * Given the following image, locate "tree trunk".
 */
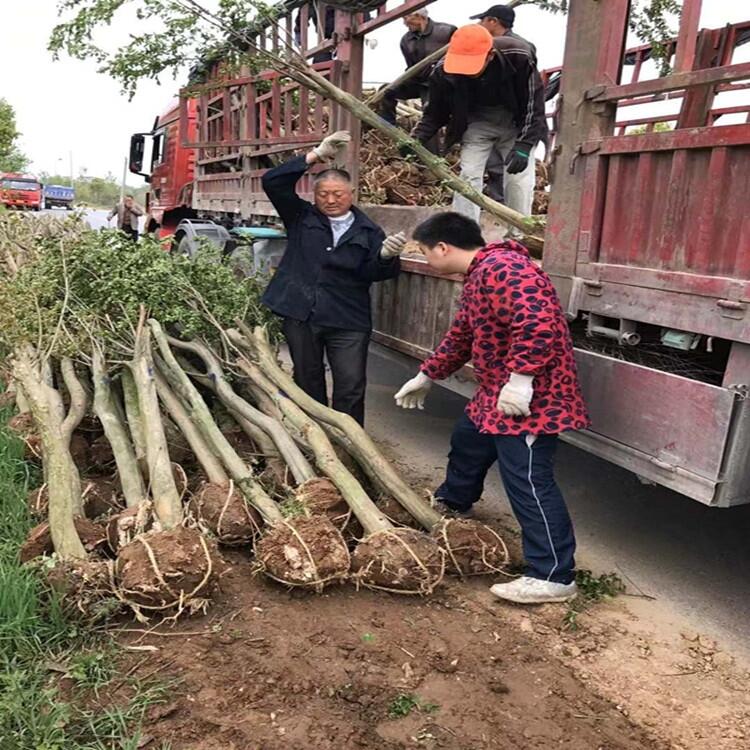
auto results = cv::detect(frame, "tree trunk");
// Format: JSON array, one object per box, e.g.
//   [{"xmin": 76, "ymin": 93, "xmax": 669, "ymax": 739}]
[
  {"xmin": 12, "ymin": 347, "xmax": 86, "ymax": 560},
  {"xmin": 130, "ymin": 327, "xmax": 183, "ymax": 529},
  {"xmin": 148, "ymin": 320, "xmax": 282, "ymax": 524},
  {"xmin": 234, "ymin": 326, "xmax": 443, "ymax": 531},
  {"xmin": 92, "ymin": 352, "xmax": 148, "ymax": 509}
]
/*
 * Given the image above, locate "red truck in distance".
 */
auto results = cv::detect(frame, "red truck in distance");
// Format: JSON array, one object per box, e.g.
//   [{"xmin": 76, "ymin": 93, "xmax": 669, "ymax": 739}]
[{"xmin": 0, "ymin": 173, "xmax": 43, "ymax": 211}]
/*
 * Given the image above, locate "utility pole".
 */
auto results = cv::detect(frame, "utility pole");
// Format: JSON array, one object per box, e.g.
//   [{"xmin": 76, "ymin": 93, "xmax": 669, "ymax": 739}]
[
  {"xmin": 69, "ymin": 151, "xmax": 74, "ymax": 187},
  {"xmin": 120, "ymin": 156, "xmax": 128, "ymax": 201}
]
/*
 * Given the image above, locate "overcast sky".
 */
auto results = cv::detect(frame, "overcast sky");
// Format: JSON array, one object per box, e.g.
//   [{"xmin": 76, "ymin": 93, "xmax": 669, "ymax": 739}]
[{"xmin": 1, "ymin": 1, "xmax": 747, "ymax": 184}]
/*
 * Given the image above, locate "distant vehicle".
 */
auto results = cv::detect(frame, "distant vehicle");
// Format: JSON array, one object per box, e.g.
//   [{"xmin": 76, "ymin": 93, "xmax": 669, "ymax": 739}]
[
  {"xmin": 43, "ymin": 184, "xmax": 75, "ymax": 210},
  {"xmin": 0, "ymin": 173, "xmax": 43, "ymax": 211}
]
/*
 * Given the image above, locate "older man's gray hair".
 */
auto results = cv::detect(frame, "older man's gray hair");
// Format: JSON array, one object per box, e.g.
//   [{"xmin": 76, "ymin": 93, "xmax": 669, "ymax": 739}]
[{"xmin": 410, "ymin": 8, "xmax": 429, "ymax": 17}]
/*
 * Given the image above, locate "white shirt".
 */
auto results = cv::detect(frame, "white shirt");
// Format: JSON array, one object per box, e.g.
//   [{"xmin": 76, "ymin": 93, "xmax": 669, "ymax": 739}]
[{"xmin": 328, "ymin": 212, "xmax": 355, "ymax": 247}]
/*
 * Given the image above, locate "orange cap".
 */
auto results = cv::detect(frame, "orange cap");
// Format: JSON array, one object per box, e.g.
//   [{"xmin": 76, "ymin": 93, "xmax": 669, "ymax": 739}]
[{"xmin": 444, "ymin": 24, "xmax": 494, "ymax": 75}]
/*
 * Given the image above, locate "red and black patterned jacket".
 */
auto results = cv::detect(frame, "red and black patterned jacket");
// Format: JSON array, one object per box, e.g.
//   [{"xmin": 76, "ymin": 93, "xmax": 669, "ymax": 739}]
[{"xmin": 420, "ymin": 242, "xmax": 590, "ymax": 436}]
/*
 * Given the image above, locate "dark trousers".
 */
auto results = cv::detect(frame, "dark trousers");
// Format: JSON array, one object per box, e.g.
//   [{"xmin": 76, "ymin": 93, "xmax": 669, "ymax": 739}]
[
  {"xmin": 282, "ymin": 319, "xmax": 370, "ymax": 426},
  {"xmin": 436, "ymin": 414, "xmax": 576, "ymax": 584},
  {"xmin": 120, "ymin": 226, "xmax": 138, "ymax": 242},
  {"xmin": 380, "ymin": 81, "xmax": 439, "ymax": 154}
]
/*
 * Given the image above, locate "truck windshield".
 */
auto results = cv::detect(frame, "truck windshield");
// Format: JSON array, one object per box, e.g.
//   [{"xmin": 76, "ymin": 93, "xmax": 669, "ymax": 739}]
[{"xmin": 1, "ymin": 180, "xmax": 40, "ymax": 191}]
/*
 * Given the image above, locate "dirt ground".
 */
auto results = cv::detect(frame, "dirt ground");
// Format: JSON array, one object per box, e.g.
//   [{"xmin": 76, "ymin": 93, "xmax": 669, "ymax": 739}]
[{"xmin": 115, "ymin": 535, "xmax": 750, "ymax": 750}]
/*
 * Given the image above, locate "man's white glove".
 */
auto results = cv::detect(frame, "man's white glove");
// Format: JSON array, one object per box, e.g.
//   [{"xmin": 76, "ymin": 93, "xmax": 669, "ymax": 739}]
[
  {"xmin": 394, "ymin": 371, "xmax": 432, "ymax": 410},
  {"xmin": 380, "ymin": 231, "xmax": 407, "ymax": 259},
  {"xmin": 313, "ymin": 130, "xmax": 352, "ymax": 162},
  {"xmin": 497, "ymin": 373, "xmax": 534, "ymax": 417}
]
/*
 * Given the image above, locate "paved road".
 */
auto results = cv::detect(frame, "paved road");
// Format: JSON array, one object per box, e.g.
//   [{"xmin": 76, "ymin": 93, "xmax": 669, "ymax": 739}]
[
  {"xmin": 41, "ymin": 207, "xmax": 112, "ymax": 230},
  {"xmin": 365, "ymin": 350, "xmax": 750, "ymax": 659}
]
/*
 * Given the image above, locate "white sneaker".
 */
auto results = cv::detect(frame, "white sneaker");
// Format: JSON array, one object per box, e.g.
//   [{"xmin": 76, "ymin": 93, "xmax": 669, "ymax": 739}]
[{"xmin": 490, "ymin": 576, "xmax": 578, "ymax": 604}]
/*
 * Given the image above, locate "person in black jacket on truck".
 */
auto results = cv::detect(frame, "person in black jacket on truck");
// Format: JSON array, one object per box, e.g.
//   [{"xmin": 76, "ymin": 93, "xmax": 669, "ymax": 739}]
[
  {"xmin": 412, "ymin": 23, "xmax": 547, "ymax": 225},
  {"xmin": 261, "ymin": 131, "xmax": 404, "ymax": 426},
  {"xmin": 380, "ymin": 9, "xmax": 457, "ymax": 128}
]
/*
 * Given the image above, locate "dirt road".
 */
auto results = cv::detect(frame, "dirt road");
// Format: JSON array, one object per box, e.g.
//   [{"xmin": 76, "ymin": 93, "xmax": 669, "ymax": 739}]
[
  {"xmin": 364, "ymin": 348, "xmax": 750, "ymax": 662},
  {"xmin": 121, "ymin": 350, "xmax": 750, "ymax": 750}
]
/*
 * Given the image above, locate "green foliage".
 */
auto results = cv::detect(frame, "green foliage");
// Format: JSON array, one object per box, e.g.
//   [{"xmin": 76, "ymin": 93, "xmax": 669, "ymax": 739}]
[
  {"xmin": 563, "ymin": 569, "xmax": 625, "ymax": 632},
  {"xmin": 387, "ymin": 693, "xmax": 439, "ymax": 719},
  {"xmin": 0, "ymin": 99, "xmax": 29, "ymax": 173},
  {"xmin": 629, "ymin": 122, "xmax": 674, "ymax": 135},
  {"xmin": 523, "ymin": 0, "xmax": 680, "ymax": 76},
  {"xmin": 50, "ymin": 0, "xmax": 279, "ymax": 99},
  {"xmin": 0, "ymin": 217, "xmax": 277, "ymax": 358},
  {"xmin": 67, "ymin": 648, "xmax": 117, "ymax": 693},
  {"xmin": 49, "ymin": 0, "xmax": 686, "ymax": 99}
]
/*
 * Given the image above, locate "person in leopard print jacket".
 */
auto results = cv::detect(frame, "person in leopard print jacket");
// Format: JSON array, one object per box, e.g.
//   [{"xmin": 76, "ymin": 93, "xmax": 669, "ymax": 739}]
[{"xmin": 394, "ymin": 212, "xmax": 590, "ymax": 605}]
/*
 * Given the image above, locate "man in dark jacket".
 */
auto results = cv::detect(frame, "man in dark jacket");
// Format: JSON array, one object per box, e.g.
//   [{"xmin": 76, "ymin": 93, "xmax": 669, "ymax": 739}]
[
  {"xmin": 413, "ymin": 24, "xmax": 547, "ymax": 223},
  {"xmin": 261, "ymin": 131, "xmax": 403, "ymax": 425},
  {"xmin": 294, "ymin": 3, "xmax": 371, "ymax": 64},
  {"xmin": 380, "ymin": 9, "xmax": 456, "ymax": 127},
  {"xmin": 470, "ymin": 4, "xmax": 539, "ymax": 203}
]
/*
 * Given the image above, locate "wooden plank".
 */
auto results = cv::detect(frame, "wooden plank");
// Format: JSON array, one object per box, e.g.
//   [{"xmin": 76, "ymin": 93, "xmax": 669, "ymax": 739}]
[
  {"xmin": 627, "ymin": 152, "xmax": 655, "ymax": 268},
  {"xmin": 690, "ymin": 147, "xmax": 727, "ymax": 274},
  {"xmin": 656, "ymin": 149, "xmax": 689, "ymax": 269},
  {"xmin": 588, "ymin": 61, "xmax": 750, "ymax": 103},
  {"xmin": 592, "ymin": 124, "xmax": 750, "ymax": 155},
  {"xmin": 673, "ymin": 0, "xmax": 703, "ymax": 74}
]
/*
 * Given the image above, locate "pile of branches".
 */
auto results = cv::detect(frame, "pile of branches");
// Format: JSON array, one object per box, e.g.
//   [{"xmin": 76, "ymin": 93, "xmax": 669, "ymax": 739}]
[
  {"xmin": 1, "ymin": 213, "xmax": 510, "ymax": 622},
  {"xmin": 358, "ymin": 99, "xmax": 550, "ymax": 215}
]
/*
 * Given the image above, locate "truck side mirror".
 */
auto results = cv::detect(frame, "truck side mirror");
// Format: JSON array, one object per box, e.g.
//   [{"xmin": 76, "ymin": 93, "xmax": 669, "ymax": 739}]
[{"xmin": 129, "ymin": 134, "xmax": 145, "ymax": 174}]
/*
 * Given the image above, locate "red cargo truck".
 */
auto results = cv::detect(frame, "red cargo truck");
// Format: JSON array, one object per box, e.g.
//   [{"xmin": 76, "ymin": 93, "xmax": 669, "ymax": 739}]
[
  {"xmin": 131, "ymin": 0, "xmax": 750, "ymax": 507},
  {"xmin": 0, "ymin": 173, "xmax": 43, "ymax": 211}
]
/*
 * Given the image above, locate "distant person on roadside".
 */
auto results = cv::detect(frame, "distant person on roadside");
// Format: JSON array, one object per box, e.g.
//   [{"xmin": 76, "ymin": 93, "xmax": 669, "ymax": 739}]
[
  {"xmin": 412, "ymin": 23, "xmax": 546, "ymax": 224},
  {"xmin": 379, "ymin": 9, "xmax": 456, "ymax": 132},
  {"xmin": 394, "ymin": 212, "xmax": 589, "ymax": 605},
  {"xmin": 261, "ymin": 131, "xmax": 403, "ymax": 426},
  {"xmin": 108, "ymin": 194, "xmax": 144, "ymax": 242},
  {"xmin": 470, "ymin": 4, "xmax": 539, "ymax": 204}
]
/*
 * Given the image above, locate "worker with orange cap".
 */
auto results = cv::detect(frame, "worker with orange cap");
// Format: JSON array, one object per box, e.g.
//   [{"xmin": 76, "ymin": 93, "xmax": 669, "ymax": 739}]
[{"xmin": 412, "ymin": 23, "xmax": 547, "ymax": 225}]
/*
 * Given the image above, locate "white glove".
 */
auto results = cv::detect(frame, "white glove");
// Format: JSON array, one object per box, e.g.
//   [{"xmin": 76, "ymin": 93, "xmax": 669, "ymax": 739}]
[
  {"xmin": 380, "ymin": 232, "xmax": 407, "ymax": 259},
  {"xmin": 497, "ymin": 373, "xmax": 534, "ymax": 417},
  {"xmin": 313, "ymin": 130, "xmax": 352, "ymax": 162},
  {"xmin": 394, "ymin": 371, "xmax": 432, "ymax": 410}
]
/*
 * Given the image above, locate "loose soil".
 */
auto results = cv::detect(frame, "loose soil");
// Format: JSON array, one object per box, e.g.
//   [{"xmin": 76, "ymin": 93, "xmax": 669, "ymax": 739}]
[{"xmin": 118, "ymin": 554, "xmax": 666, "ymax": 750}]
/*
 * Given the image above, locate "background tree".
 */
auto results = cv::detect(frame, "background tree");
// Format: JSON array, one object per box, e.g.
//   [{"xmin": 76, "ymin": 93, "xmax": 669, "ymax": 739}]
[{"xmin": 0, "ymin": 99, "xmax": 30, "ymax": 173}]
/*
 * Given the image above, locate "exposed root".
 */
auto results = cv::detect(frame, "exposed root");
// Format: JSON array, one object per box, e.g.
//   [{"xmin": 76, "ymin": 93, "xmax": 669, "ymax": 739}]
[
  {"xmin": 114, "ymin": 527, "xmax": 220, "ymax": 619},
  {"xmin": 20, "ymin": 517, "xmax": 107, "ymax": 563},
  {"xmin": 433, "ymin": 519, "xmax": 510, "ymax": 577},
  {"xmin": 295, "ymin": 477, "xmax": 352, "ymax": 532},
  {"xmin": 106, "ymin": 502, "xmax": 155, "ymax": 553},
  {"xmin": 45, "ymin": 559, "xmax": 120, "ymax": 622},
  {"xmin": 351, "ymin": 528, "xmax": 445, "ymax": 596},
  {"xmin": 190, "ymin": 481, "xmax": 262, "ymax": 546},
  {"xmin": 256, "ymin": 516, "xmax": 350, "ymax": 591}
]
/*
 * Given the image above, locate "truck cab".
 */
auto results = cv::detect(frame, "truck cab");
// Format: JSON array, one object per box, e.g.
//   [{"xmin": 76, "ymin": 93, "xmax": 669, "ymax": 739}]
[
  {"xmin": 129, "ymin": 98, "xmax": 197, "ymax": 237},
  {"xmin": 0, "ymin": 173, "xmax": 42, "ymax": 211}
]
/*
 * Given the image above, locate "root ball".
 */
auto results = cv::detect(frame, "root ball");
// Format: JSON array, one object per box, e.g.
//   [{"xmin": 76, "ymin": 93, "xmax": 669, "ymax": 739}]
[
  {"xmin": 295, "ymin": 478, "xmax": 352, "ymax": 530},
  {"xmin": 46, "ymin": 559, "xmax": 120, "ymax": 622},
  {"xmin": 191, "ymin": 481, "xmax": 262, "ymax": 546},
  {"xmin": 115, "ymin": 527, "xmax": 220, "ymax": 615},
  {"xmin": 433, "ymin": 519, "xmax": 510, "ymax": 577},
  {"xmin": 352, "ymin": 528, "xmax": 445, "ymax": 595},
  {"xmin": 256, "ymin": 515, "xmax": 350, "ymax": 590}
]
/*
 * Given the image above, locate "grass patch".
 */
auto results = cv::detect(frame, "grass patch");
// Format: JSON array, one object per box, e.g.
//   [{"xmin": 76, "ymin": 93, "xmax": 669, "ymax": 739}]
[
  {"xmin": 387, "ymin": 693, "xmax": 440, "ymax": 719},
  {"xmin": 563, "ymin": 569, "xmax": 625, "ymax": 631},
  {"xmin": 0, "ymin": 400, "xmax": 166, "ymax": 749}
]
